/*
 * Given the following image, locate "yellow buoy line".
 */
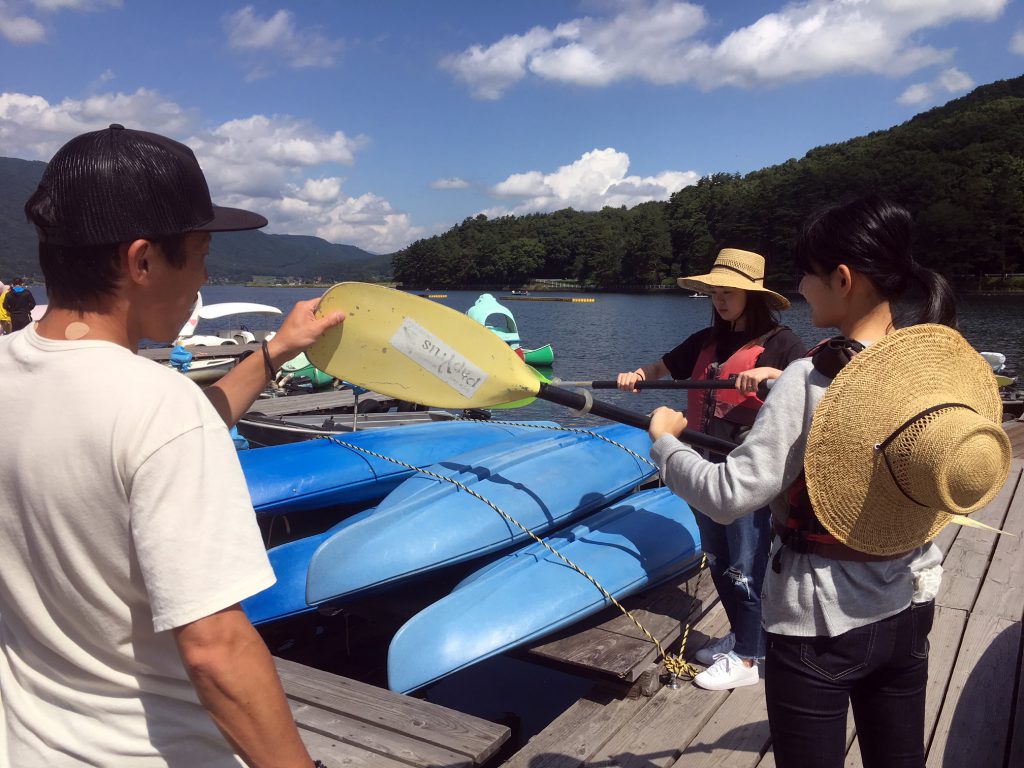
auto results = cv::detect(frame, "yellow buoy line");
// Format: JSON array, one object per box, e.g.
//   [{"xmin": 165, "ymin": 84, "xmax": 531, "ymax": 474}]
[{"xmin": 500, "ymin": 296, "xmax": 596, "ymax": 302}]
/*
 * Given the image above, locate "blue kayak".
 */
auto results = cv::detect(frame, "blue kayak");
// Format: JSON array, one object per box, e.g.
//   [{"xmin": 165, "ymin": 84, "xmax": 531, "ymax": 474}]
[
  {"xmin": 243, "ymin": 531, "xmax": 333, "ymax": 625},
  {"xmin": 305, "ymin": 423, "xmax": 656, "ymax": 605},
  {"xmin": 241, "ymin": 420, "xmax": 553, "ymax": 516},
  {"xmin": 387, "ymin": 486, "xmax": 701, "ymax": 693}
]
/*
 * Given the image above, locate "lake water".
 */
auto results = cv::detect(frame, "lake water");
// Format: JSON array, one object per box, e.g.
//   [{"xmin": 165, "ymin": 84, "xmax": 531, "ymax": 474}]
[{"xmin": 196, "ymin": 285, "xmax": 1024, "ymax": 427}]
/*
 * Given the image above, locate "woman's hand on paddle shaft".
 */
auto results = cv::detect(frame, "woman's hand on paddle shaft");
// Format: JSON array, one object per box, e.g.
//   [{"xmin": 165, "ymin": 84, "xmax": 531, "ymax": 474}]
[
  {"xmin": 735, "ymin": 366, "xmax": 781, "ymax": 395},
  {"xmin": 617, "ymin": 369, "xmax": 646, "ymax": 393},
  {"xmin": 648, "ymin": 406, "xmax": 688, "ymax": 442},
  {"xmin": 269, "ymin": 298, "xmax": 346, "ymax": 361}
]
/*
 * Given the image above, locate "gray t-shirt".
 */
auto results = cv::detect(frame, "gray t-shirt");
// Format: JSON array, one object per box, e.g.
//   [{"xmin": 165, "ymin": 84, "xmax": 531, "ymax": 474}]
[{"xmin": 650, "ymin": 356, "xmax": 942, "ymax": 637}]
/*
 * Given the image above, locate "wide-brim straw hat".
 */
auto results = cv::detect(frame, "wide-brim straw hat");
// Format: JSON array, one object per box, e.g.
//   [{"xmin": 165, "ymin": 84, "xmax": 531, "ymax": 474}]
[
  {"xmin": 805, "ymin": 324, "xmax": 1011, "ymax": 556},
  {"xmin": 677, "ymin": 248, "xmax": 790, "ymax": 310}
]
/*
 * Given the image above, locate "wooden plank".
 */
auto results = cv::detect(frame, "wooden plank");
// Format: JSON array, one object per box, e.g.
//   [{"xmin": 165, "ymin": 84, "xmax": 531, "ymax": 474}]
[
  {"xmin": 969, "ymin": 461, "xmax": 1024, "ymax": 622},
  {"xmin": 526, "ymin": 592, "xmax": 727, "ymax": 684},
  {"xmin": 526, "ymin": 566, "xmax": 720, "ymax": 682},
  {"xmin": 501, "ymin": 688, "xmax": 650, "ymax": 768},
  {"xmin": 934, "ymin": 475, "xmax": 1013, "ymax": 612},
  {"xmin": 670, "ymin": 684, "xmax": 770, "ymax": 767},
  {"xmin": 1004, "ymin": 420, "xmax": 1024, "ymax": 458},
  {"xmin": 588, "ymin": 682, "xmax": 728, "ymax": 768},
  {"xmin": 275, "ymin": 657, "xmax": 509, "ymax": 764},
  {"xmin": 925, "ymin": 613, "xmax": 1021, "ymax": 768},
  {"xmin": 138, "ymin": 342, "xmax": 261, "ymax": 361},
  {"xmin": 296, "ymin": 727, "xmax": 412, "ymax": 768},
  {"xmin": 289, "ymin": 698, "xmax": 477, "ymax": 767},
  {"xmin": 248, "ymin": 389, "xmax": 394, "ymax": 417}
]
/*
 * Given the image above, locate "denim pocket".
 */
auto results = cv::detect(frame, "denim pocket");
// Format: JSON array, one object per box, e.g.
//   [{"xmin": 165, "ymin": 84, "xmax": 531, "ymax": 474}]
[
  {"xmin": 909, "ymin": 601, "xmax": 934, "ymax": 660},
  {"xmin": 798, "ymin": 622, "xmax": 877, "ymax": 681}
]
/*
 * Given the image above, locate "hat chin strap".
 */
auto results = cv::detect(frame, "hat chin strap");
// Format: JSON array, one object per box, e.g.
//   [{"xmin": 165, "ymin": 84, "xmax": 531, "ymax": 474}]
[{"xmin": 874, "ymin": 402, "xmax": 975, "ymax": 508}]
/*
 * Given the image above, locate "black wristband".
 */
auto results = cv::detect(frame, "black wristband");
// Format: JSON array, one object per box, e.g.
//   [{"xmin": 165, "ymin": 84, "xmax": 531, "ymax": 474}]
[
  {"xmin": 313, "ymin": 761, "xmax": 328, "ymax": 768},
  {"xmin": 261, "ymin": 338, "xmax": 276, "ymax": 379}
]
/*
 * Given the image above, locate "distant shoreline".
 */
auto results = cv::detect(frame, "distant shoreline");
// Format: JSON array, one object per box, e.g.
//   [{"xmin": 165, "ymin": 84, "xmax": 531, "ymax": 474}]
[{"xmin": 234, "ymin": 282, "xmax": 1024, "ymax": 297}]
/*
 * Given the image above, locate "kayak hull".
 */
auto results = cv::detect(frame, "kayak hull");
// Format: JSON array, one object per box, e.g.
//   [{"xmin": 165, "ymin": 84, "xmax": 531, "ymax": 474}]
[
  {"xmin": 388, "ymin": 486, "xmax": 701, "ymax": 693},
  {"xmin": 305, "ymin": 423, "xmax": 656, "ymax": 605},
  {"xmin": 242, "ymin": 420, "xmax": 554, "ymax": 516}
]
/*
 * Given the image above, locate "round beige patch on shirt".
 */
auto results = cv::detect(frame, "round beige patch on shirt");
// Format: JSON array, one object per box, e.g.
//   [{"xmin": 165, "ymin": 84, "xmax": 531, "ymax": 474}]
[{"xmin": 64, "ymin": 321, "xmax": 90, "ymax": 340}]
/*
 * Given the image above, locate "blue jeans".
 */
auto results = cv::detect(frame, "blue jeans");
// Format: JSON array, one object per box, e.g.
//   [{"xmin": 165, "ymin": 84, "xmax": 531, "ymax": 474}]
[
  {"xmin": 693, "ymin": 506, "xmax": 771, "ymax": 659},
  {"xmin": 765, "ymin": 601, "xmax": 934, "ymax": 768}
]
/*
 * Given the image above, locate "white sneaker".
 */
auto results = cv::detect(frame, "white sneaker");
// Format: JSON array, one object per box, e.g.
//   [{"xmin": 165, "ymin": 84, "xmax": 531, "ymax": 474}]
[
  {"xmin": 694, "ymin": 632, "xmax": 735, "ymax": 667},
  {"xmin": 694, "ymin": 651, "xmax": 760, "ymax": 691}
]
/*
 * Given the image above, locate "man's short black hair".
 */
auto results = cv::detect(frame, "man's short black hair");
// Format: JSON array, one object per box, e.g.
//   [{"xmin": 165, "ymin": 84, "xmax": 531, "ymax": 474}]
[{"xmin": 37, "ymin": 235, "xmax": 188, "ymax": 313}]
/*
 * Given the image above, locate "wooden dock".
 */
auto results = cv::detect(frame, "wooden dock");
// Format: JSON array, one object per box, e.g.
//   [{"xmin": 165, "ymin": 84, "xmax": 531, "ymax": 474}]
[
  {"xmin": 275, "ymin": 656, "xmax": 510, "ymax": 767},
  {"xmin": 138, "ymin": 342, "xmax": 263, "ymax": 362},
  {"xmin": 247, "ymin": 389, "xmax": 397, "ymax": 417},
  {"xmin": 502, "ymin": 419, "xmax": 1024, "ymax": 767}
]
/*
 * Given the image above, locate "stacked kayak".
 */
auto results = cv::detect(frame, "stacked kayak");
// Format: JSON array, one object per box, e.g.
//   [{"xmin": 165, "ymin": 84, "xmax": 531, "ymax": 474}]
[
  {"xmin": 305, "ymin": 423, "xmax": 656, "ymax": 605},
  {"xmin": 388, "ymin": 487, "xmax": 701, "ymax": 693},
  {"xmin": 242, "ymin": 419, "xmax": 552, "ymax": 516}
]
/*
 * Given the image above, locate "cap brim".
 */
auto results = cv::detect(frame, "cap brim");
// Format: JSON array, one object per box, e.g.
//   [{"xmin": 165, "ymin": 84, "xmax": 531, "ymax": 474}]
[{"xmin": 195, "ymin": 205, "xmax": 268, "ymax": 233}]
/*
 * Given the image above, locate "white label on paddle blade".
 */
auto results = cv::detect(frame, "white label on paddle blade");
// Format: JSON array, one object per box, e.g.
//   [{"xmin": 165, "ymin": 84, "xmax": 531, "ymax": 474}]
[{"xmin": 390, "ymin": 317, "xmax": 487, "ymax": 398}]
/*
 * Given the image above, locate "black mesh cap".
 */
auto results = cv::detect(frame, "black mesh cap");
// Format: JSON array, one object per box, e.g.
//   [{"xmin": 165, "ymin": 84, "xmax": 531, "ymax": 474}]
[{"xmin": 26, "ymin": 124, "xmax": 267, "ymax": 246}]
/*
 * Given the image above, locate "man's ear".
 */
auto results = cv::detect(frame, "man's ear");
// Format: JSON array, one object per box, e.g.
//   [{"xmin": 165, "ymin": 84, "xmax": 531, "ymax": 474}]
[{"xmin": 124, "ymin": 239, "xmax": 153, "ymax": 285}]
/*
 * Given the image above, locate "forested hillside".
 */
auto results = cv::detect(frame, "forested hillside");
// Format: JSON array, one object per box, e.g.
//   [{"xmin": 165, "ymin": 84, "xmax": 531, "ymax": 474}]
[{"xmin": 393, "ymin": 76, "xmax": 1024, "ymax": 290}]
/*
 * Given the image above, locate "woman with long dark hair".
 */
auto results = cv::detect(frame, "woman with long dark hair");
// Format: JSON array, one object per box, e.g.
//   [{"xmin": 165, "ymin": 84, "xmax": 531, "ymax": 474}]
[{"xmin": 647, "ymin": 194, "xmax": 1009, "ymax": 767}]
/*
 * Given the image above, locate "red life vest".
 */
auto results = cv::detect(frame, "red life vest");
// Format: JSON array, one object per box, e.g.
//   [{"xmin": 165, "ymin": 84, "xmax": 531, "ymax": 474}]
[{"xmin": 687, "ymin": 329, "xmax": 780, "ymax": 434}]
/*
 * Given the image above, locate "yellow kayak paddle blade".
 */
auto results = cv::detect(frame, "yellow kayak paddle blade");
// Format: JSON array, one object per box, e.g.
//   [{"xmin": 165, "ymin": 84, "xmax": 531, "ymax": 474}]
[{"xmin": 307, "ymin": 283, "xmax": 542, "ymax": 409}]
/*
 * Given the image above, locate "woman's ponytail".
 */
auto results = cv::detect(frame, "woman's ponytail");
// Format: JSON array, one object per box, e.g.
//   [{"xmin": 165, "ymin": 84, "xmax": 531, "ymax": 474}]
[{"xmin": 909, "ymin": 263, "xmax": 957, "ymax": 329}]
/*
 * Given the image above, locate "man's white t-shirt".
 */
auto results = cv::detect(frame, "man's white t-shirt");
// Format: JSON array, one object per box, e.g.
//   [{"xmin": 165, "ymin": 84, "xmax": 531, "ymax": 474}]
[{"xmin": 0, "ymin": 325, "xmax": 276, "ymax": 765}]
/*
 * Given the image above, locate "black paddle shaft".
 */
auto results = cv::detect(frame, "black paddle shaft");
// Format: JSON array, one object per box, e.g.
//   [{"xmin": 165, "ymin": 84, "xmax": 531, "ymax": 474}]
[
  {"xmin": 536, "ymin": 383, "xmax": 738, "ymax": 456},
  {"xmin": 586, "ymin": 378, "xmax": 736, "ymax": 390},
  {"xmin": 585, "ymin": 377, "xmax": 769, "ymax": 401}
]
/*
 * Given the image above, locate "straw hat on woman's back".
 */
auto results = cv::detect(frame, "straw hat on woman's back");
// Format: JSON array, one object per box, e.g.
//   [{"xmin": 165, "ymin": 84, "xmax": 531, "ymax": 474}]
[
  {"xmin": 805, "ymin": 324, "xmax": 1011, "ymax": 556},
  {"xmin": 678, "ymin": 248, "xmax": 789, "ymax": 309}
]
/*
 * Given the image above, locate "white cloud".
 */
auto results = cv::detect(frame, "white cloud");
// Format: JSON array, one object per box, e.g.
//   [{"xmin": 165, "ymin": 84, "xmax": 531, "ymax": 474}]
[
  {"xmin": 442, "ymin": 0, "xmax": 1007, "ymax": 98},
  {"xmin": 0, "ymin": 0, "xmax": 119, "ymax": 44},
  {"xmin": 30, "ymin": 0, "xmax": 120, "ymax": 10},
  {"xmin": 225, "ymin": 6, "xmax": 342, "ymax": 70},
  {"xmin": 485, "ymin": 148, "xmax": 698, "ymax": 217},
  {"xmin": 1012, "ymin": 28, "xmax": 1024, "ymax": 55},
  {"xmin": 897, "ymin": 66, "xmax": 974, "ymax": 105},
  {"xmin": 0, "ymin": 88, "xmax": 416, "ymax": 252},
  {"xmin": 430, "ymin": 177, "xmax": 470, "ymax": 190},
  {"xmin": 0, "ymin": 1, "xmax": 45, "ymax": 43},
  {"xmin": 0, "ymin": 89, "xmax": 195, "ymax": 158}
]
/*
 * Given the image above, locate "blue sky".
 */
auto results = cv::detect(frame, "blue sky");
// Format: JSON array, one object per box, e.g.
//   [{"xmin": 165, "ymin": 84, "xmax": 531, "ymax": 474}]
[{"xmin": 1, "ymin": 1, "xmax": 1022, "ymax": 254}]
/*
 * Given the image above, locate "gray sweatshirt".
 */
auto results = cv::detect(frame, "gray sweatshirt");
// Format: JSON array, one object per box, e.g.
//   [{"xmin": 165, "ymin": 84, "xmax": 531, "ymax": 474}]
[{"xmin": 651, "ymin": 357, "xmax": 942, "ymax": 637}]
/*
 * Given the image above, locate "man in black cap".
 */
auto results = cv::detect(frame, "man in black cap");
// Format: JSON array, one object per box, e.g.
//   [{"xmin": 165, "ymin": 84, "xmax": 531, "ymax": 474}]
[{"xmin": 0, "ymin": 124, "xmax": 343, "ymax": 766}]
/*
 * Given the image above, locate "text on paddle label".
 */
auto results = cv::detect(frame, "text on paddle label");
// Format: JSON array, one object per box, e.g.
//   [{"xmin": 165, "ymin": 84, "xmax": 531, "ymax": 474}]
[{"xmin": 390, "ymin": 317, "xmax": 487, "ymax": 398}]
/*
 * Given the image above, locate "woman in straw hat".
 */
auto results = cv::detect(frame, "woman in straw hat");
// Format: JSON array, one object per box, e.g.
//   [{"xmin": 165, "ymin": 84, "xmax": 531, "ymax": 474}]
[
  {"xmin": 617, "ymin": 248, "xmax": 806, "ymax": 690},
  {"xmin": 647, "ymin": 194, "xmax": 1011, "ymax": 768}
]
